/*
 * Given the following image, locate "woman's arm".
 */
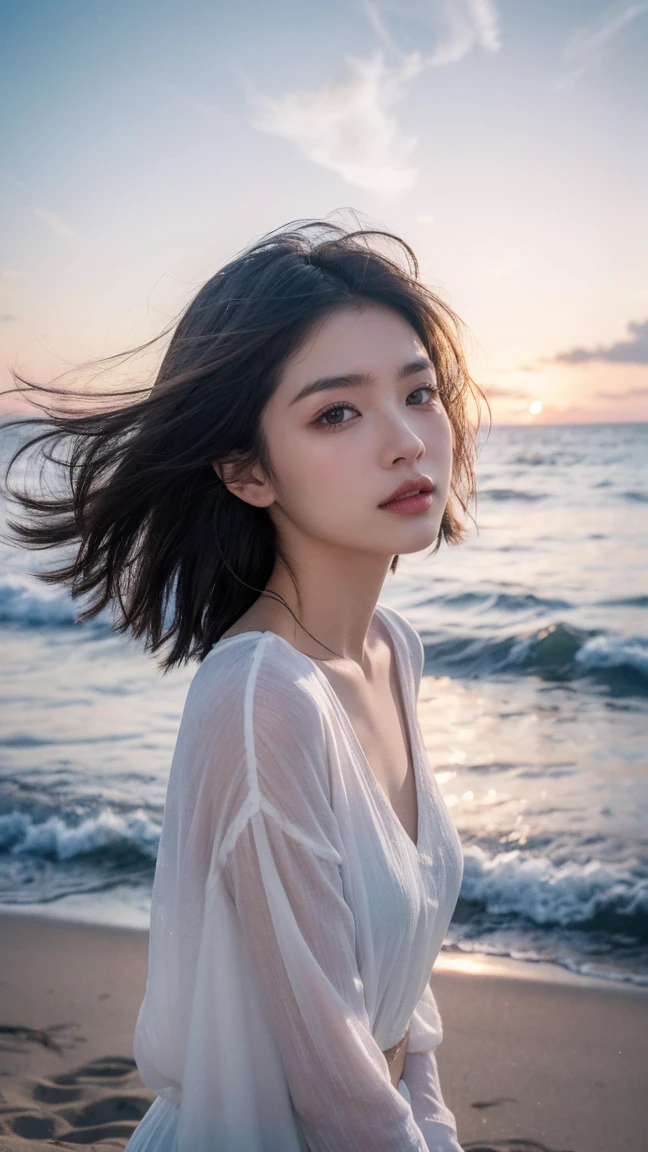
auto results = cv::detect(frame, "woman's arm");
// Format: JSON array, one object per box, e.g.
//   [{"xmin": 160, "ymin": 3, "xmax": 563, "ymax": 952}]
[
  {"xmin": 222, "ymin": 803, "xmax": 431, "ymax": 1151},
  {"xmin": 401, "ymin": 1045, "xmax": 464, "ymax": 1152},
  {"xmin": 397, "ymin": 981, "xmax": 463, "ymax": 1150}
]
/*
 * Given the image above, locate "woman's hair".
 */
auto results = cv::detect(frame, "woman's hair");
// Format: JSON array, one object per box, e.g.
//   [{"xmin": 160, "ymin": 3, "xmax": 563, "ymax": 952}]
[{"xmin": 1, "ymin": 217, "xmax": 490, "ymax": 672}]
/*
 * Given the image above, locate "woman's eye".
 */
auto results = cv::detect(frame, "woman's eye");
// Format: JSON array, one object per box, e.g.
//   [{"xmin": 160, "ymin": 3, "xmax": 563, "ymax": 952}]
[
  {"xmin": 314, "ymin": 403, "xmax": 356, "ymax": 429},
  {"xmin": 313, "ymin": 384, "xmax": 439, "ymax": 431},
  {"xmin": 408, "ymin": 385, "xmax": 438, "ymax": 405}
]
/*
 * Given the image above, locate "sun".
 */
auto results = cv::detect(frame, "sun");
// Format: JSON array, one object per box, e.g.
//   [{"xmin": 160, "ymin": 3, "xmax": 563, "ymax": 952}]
[{"xmin": 529, "ymin": 400, "xmax": 543, "ymax": 416}]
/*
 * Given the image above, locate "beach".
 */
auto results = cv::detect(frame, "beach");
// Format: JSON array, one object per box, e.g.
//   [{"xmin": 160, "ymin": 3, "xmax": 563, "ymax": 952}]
[{"xmin": 1, "ymin": 913, "xmax": 646, "ymax": 1152}]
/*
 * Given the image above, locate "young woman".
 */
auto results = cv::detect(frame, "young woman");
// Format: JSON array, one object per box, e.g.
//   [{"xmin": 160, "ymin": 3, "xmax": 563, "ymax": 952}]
[{"xmin": 3, "ymin": 219, "xmax": 486, "ymax": 1151}]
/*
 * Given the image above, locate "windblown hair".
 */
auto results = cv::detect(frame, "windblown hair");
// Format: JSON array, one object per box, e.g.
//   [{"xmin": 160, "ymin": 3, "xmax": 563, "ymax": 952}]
[{"xmin": 1, "ymin": 217, "xmax": 489, "ymax": 672}]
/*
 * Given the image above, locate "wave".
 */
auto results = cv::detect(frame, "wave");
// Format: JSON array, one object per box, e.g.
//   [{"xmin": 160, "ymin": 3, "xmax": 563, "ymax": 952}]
[
  {"xmin": 436, "ymin": 589, "xmax": 572, "ymax": 613},
  {"xmin": 2, "ymin": 804, "xmax": 645, "ymax": 984},
  {"xmin": 5, "ymin": 805, "xmax": 645, "ymax": 933},
  {"xmin": 0, "ymin": 574, "xmax": 583, "ymax": 632},
  {"xmin": 460, "ymin": 843, "xmax": 648, "ymax": 939},
  {"xmin": 421, "ymin": 621, "xmax": 648, "ymax": 695},
  {"xmin": 0, "ymin": 807, "xmax": 161, "ymax": 863},
  {"xmin": 5, "ymin": 806, "xmax": 644, "ymax": 939},
  {"xmin": 0, "ymin": 806, "xmax": 162, "ymax": 906},
  {"xmin": 2, "ymin": 576, "xmax": 646, "ymax": 696},
  {"xmin": 11, "ymin": 574, "xmax": 585, "ymax": 629},
  {"xmin": 479, "ymin": 488, "xmax": 545, "ymax": 502},
  {"xmin": 447, "ymin": 843, "xmax": 648, "ymax": 985},
  {"xmin": 511, "ymin": 452, "xmax": 552, "ymax": 466},
  {"xmin": 0, "ymin": 575, "xmax": 113, "ymax": 630},
  {"xmin": 598, "ymin": 595, "xmax": 648, "ymax": 608},
  {"xmin": 511, "ymin": 451, "xmax": 586, "ymax": 468}
]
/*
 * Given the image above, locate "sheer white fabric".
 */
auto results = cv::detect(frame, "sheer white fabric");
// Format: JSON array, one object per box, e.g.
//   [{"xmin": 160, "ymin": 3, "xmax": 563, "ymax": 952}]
[{"xmin": 126, "ymin": 603, "xmax": 465, "ymax": 1151}]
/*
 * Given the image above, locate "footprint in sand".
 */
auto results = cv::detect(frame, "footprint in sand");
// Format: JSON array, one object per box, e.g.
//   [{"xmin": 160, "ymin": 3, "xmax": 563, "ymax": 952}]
[
  {"xmin": 0, "ymin": 1057, "xmax": 575, "ymax": 1152},
  {"xmin": 0, "ymin": 1055, "xmax": 155, "ymax": 1147}
]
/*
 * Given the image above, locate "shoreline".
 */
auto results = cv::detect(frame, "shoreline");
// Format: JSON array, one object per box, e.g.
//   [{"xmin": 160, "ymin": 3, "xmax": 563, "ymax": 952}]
[
  {"xmin": 432, "ymin": 946, "xmax": 648, "ymax": 990},
  {"xmin": 1, "ymin": 912, "xmax": 647, "ymax": 1151},
  {"xmin": 2, "ymin": 902, "xmax": 643, "ymax": 993}
]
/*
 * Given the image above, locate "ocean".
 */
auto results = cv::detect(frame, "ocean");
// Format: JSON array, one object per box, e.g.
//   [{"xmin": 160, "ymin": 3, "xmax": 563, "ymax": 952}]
[{"xmin": 1, "ymin": 418, "xmax": 646, "ymax": 988}]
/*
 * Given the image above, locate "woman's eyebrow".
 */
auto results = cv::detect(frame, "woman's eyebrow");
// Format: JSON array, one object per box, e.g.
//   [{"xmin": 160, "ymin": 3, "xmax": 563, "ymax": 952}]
[{"xmin": 289, "ymin": 356, "xmax": 435, "ymax": 407}]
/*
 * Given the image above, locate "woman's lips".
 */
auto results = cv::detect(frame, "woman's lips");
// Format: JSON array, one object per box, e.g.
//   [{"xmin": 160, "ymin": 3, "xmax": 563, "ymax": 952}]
[{"xmin": 379, "ymin": 491, "xmax": 434, "ymax": 515}]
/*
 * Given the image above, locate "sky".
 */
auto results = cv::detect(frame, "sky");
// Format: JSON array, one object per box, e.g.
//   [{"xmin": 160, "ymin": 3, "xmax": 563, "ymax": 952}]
[{"xmin": 1, "ymin": 0, "xmax": 647, "ymax": 425}]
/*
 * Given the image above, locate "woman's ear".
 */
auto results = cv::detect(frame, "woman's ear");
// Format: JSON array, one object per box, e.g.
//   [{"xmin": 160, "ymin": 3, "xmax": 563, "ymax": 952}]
[{"xmin": 211, "ymin": 457, "xmax": 275, "ymax": 509}]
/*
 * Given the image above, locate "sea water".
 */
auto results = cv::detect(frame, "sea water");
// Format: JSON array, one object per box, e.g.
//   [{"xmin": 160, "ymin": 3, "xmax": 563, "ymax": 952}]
[{"xmin": 0, "ymin": 419, "xmax": 646, "ymax": 987}]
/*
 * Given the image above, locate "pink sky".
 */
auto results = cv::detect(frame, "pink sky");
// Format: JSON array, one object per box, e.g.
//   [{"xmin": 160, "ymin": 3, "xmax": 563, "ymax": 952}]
[{"xmin": 2, "ymin": 0, "xmax": 647, "ymax": 425}]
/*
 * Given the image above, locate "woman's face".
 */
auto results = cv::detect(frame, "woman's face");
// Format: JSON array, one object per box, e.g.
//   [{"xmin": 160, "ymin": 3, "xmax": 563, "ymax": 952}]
[{"xmin": 251, "ymin": 302, "xmax": 453, "ymax": 560}]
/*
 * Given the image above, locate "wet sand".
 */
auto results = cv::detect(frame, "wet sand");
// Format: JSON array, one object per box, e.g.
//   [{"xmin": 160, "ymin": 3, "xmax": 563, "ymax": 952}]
[{"xmin": 0, "ymin": 913, "xmax": 646, "ymax": 1151}]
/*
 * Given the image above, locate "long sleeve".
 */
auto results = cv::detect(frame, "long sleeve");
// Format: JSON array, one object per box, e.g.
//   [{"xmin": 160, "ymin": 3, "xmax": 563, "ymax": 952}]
[
  {"xmin": 217, "ymin": 641, "xmax": 432, "ymax": 1151},
  {"xmin": 400, "ymin": 986, "xmax": 463, "ymax": 1151},
  {"xmin": 222, "ymin": 807, "xmax": 431, "ymax": 1151},
  {"xmin": 401, "ymin": 1047, "xmax": 463, "ymax": 1152}
]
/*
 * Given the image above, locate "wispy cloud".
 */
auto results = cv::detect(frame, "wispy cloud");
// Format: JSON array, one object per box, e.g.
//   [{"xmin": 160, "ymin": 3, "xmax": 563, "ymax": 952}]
[
  {"xmin": 597, "ymin": 384, "xmax": 648, "ymax": 399},
  {"xmin": 247, "ymin": 0, "xmax": 501, "ymax": 198},
  {"xmin": 467, "ymin": 0, "xmax": 501, "ymax": 52},
  {"xmin": 32, "ymin": 206, "xmax": 74, "ymax": 240},
  {"xmin": 551, "ymin": 318, "xmax": 648, "ymax": 365},
  {"xmin": 482, "ymin": 382, "xmax": 535, "ymax": 399},
  {"xmin": 555, "ymin": 3, "xmax": 648, "ymax": 91},
  {"xmin": 250, "ymin": 51, "xmax": 421, "ymax": 199},
  {"xmin": 368, "ymin": 0, "xmax": 500, "ymax": 64}
]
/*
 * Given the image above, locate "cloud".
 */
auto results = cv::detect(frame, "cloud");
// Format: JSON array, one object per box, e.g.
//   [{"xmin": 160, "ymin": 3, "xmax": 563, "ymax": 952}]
[
  {"xmin": 483, "ymin": 383, "xmax": 535, "ymax": 399},
  {"xmin": 250, "ymin": 51, "xmax": 421, "ymax": 199},
  {"xmin": 551, "ymin": 318, "xmax": 648, "ymax": 365},
  {"xmin": 368, "ymin": 0, "xmax": 500, "ymax": 64},
  {"xmin": 597, "ymin": 384, "xmax": 648, "ymax": 399},
  {"xmin": 467, "ymin": 0, "xmax": 501, "ymax": 53},
  {"xmin": 248, "ymin": 0, "xmax": 501, "ymax": 197},
  {"xmin": 32, "ymin": 206, "xmax": 74, "ymax": 240},
  {"xmin": 556, "ymin": 3, "xmax": 648, "ymax": 90}
]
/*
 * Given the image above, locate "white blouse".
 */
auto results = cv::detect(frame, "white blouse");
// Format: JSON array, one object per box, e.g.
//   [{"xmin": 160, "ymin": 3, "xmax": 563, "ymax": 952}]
[{"xmin": 126, "ymin": 602, "xmax": 465, "ymax": 1152}]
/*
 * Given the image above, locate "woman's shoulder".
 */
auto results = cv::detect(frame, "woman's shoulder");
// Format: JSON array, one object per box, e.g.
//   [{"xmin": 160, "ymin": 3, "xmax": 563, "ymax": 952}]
[
  {"xmin": 197, "ymin": 628, "xmax": 319, "ymax": 681},
  {"xmin": 175, "ymin": 632, "xmax": 336, "ymax": 834},
  {"xmin": 185, "ymin": 630, "xmax": 327, "ymax": 734}
]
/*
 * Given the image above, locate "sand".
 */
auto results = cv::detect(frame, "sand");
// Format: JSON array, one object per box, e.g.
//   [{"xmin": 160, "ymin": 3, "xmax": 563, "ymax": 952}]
[{"xmin": 0, "ymin": 913, "xmax": 646, "ymax": 1151}]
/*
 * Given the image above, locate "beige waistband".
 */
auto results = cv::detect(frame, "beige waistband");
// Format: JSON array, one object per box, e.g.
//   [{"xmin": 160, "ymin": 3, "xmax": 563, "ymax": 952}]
[
  {"xmin": 381, "ymin": 1025, "xmax": 410, "ymax": 1061},
  {"xmin": 381, "ymin": 1024, "xmax": 410, "ymax": 1089}
]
